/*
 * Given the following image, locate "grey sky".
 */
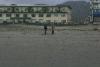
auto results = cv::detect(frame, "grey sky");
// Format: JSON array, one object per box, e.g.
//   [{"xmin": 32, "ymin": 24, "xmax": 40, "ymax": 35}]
[{"xmin": 0, "ymin": 0, "xmax": 89, "ymax": 4}]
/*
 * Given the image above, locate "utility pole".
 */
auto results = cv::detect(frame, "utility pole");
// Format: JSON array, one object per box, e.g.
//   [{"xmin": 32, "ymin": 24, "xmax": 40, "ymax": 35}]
[{"xmin": 90, "ymin": 0, "xmax": 94, "ymax": 23}]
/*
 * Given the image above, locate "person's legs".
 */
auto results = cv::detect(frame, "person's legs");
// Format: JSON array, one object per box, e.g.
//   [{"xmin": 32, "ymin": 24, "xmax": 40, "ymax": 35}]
[
  {"xmin": 52, "ymin": 30, "xmax": 54, "ymax": 35},
  {"xmin": 44, "ymin": 29, "xmax": 47, "ymax": 35}
]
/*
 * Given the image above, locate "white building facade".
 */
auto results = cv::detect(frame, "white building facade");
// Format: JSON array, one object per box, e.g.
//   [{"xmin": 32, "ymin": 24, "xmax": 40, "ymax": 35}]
[
  {"xmin": 90, "ymin": 0, "xmax": 100, "ymax": 24},
  {"xmin": 0, "ymin": 4, "xmax": 72, "ymax": 24}
]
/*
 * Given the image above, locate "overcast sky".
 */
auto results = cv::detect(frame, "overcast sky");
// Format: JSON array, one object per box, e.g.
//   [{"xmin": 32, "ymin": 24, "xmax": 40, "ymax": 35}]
[{"xmin": 0, "ymin": 0, "xmax": 89, "ymax": 4}]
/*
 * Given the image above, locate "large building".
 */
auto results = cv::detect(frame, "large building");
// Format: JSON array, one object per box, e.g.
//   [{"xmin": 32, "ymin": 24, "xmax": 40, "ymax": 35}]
[
  {"xmin": 0, "ymin": 4, "xmax": 72, "ymax": 24},
  {"xmin": 90, "ymin": 0, "xmax": 100, "ymax": 24}
]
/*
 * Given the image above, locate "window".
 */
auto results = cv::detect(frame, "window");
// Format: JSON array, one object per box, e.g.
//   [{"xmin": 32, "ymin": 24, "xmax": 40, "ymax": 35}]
[
  {"xmin": 39, "ymin": 19, "xmax": 43, "ymax": 22},
  {"xmin": 46, "ymin": 20, "xmax": 51, "ymax": 22},
  {"xmin": 7, "ymin": 8, "xmax": 12, "ymax": 12},
  {"xmin": 54, "ymin": 20, "xmax": 58, "ymax": 22},
  {"xmin": 61, "ymin": 14, "xmax": 66, "ymax": 17},
  {"xmin": 6, "ymin": 13, "xmax": 11, "ymax": 17},
  {"xmin": 23, "ymin": 14, "xmax": 27, "ymax": 17},
  {"xmin": 39, "ymin": 13, "xmax": 43, "ymax": 17},
  {"xmin": 61, "ymin": 20, "xmax": 66, "ymax": 23},
  {"xmin": 54, "ymin": 14, "xmax": 58, "ymax": 17},
  {"xmin": 0, "ymin": 14, "xmax": 2, "ymax": 17},
  {"xmin": 32, "ymin": 19, "xmax": 36, "ymax": 23},
  {"xmin": 46, "ymin": 13, "xmax": 51, "ymax": 17},
  {"xmin": 31, "ymin": 14, "xmax": 36, "ymax": 17},
  {"xmin": 16, "ymin": 14, "xmax": 19, "ymax": 17}
]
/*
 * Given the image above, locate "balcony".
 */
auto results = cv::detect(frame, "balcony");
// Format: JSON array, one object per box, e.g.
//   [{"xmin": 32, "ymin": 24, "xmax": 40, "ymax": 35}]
[
  {"xmin": 91, "ymin": 0, "xmax": 100, "ymax": 3},
  {"xmin": 93, "ymin": 7, "xmax": 100, "ymax": 9}
]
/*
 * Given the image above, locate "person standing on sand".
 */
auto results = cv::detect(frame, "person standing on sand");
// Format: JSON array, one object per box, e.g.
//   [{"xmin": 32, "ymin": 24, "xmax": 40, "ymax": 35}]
[
  {"xmin": 44, "ymin": 24, "xmax": 48, "ymax": 35},
  {"xmin": 51, "ymin": 22, "xmax": 55, "ymax": 35}
]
